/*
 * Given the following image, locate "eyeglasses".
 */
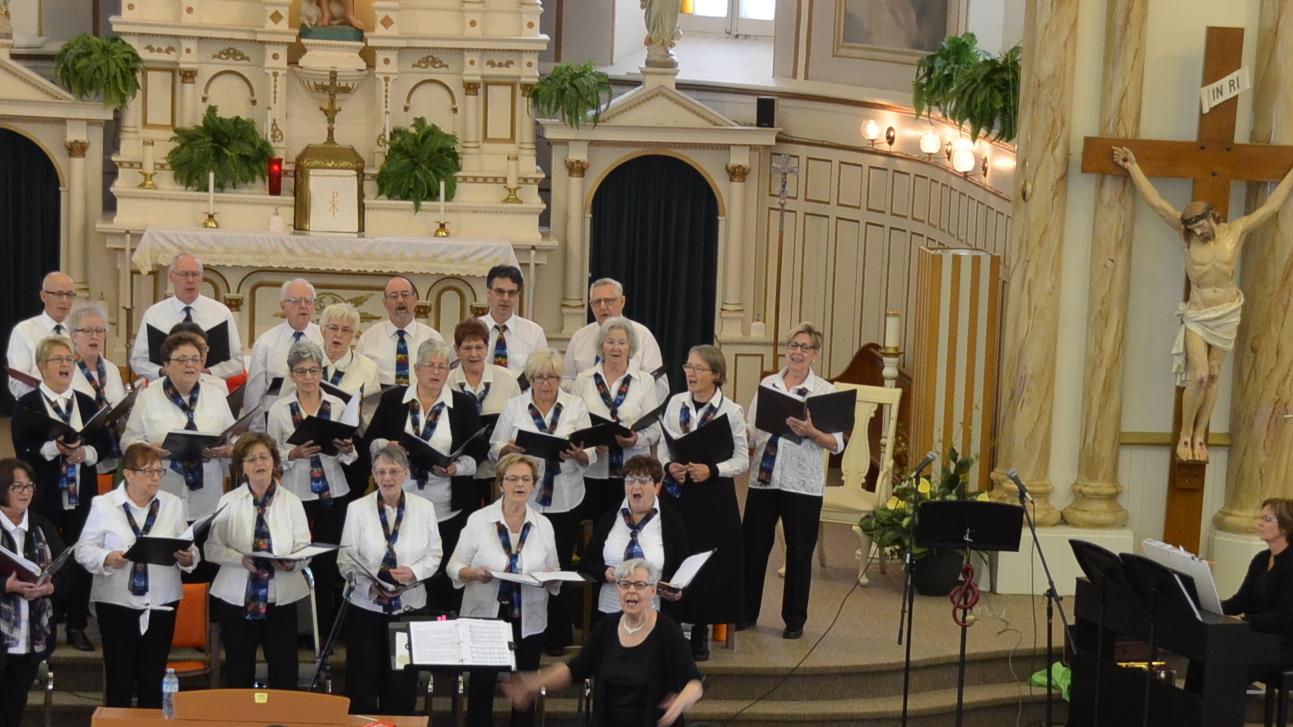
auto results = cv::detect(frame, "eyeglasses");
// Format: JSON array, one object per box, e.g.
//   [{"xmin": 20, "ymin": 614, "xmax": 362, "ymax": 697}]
[
  {"xmin": 47, "ymin": 355, "xmax": 75, "ymax": 366},
  {"xmin": 616, "ymin": 580, "xmax": 655, "ymax": 591},
  {"xmin": 530, "ymin": 374, "xmax": 560, "ymax": 383},
  {"xmin": 502, "ymin": 475, "xmax": 535, "ymax": 485},
  {"xmin": 416, "ymin": 362, "xmax": 450, "ymax": 373},
  {"xmin": 127, "ymin": 467, "xmax": 166, "ymax": 479},
  {"xmin": 323, "ymin": 323, "xmax": 354, "ymax": 335},
  {"xmin": 242, "ymin": 453, "xmax": 274, "ymax": 463},
  {"xmin": 624, "ymin": 476, "xmax": 655, "ymax": 487},
  {"xmin": 1261, "ymin": 514, "xmax": 1278, "ymax": 523},
  {"xmin": 171, "ymin": 271, "xmax": 202, "ymax": 280},
  {"xmin": 490, "ymin": 287, "xmax": 520, "ymax": 298},
  {"xmin": 7, "ymin": 483, "xmax": 35, "ymax": 494},
  {"xmin": 292, "ymin": 366, "xmax": 323, "ymax": 377},
  {"xmin": 682, "ymin": 364, "xmax": 712, "ymax": 374},
  {"xmin": 283, "ymin": 297, "xmax": 316, "ymax": 307},
  {"xmin": 590, "ymin": 297, "xmax": 622, "ymax": 307},
  {"xmin": 42, "ymin": 289, "xmax": 76, "ymax": 299},
  {"xmin": 374, "ymin": 467, "xmax": 408, "ymax": 479},
  {"xmin": 74, "ymin": 327, "xmax": 108, "ymax": 336},
  {"xmin": 385, "ymin": 290, "xmax": 417, "ymax": 301},
  {"xmin": 786, "ymin": 341, "xmax": 818, "ymax": 352},
  {"xmin": 169, "ymin": 356, "xmax": 203, "ymax": 366}
]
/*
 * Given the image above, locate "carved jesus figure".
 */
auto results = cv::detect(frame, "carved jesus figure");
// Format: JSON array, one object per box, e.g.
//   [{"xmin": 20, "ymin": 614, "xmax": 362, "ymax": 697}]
[
  {"xmin": 641, "ymin": 0, "xmax": 681, "ymax": 68},
  {"xmin": 1114, "ymin": 146, "xmax": 1293, "ymax": 463}
]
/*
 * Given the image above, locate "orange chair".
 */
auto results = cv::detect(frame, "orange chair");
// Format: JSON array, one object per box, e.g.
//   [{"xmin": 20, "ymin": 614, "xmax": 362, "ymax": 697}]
[
  {"xmin": 97, "ymin": 473, "xmax": 115, "ymax": 496},
  {"xmin": 167, "ymin": 583, "xmax": 220, "ymax": 686}
]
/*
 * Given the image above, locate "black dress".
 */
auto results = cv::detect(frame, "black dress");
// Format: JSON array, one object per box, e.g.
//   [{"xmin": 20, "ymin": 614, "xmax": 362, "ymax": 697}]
[{"xmin": 1222, "ymin": 547, "xmax": 1293, "ymax": 672}]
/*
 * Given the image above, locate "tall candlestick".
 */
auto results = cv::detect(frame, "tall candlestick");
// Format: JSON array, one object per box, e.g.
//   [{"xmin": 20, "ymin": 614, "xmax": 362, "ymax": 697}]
[
  {"xmin": 506, "ymin": 154, "xmax": 519, "ymax": 189},
  {"xmin": 884, "ymin": 309, "xmax": 901, "ymax": 350},
  {"xmin": 207, "ymin": 170, "xmax": 215, "ymax": 214},
  {"xmin": 142, "ymin": 140, "xmax": 155, "ymax": 176},
  {"xmin": 267, "ymin": 107, "xmax": 273, "ymax": 141},
  {"xmin": 439, "ymin": 180, "xmax": 446, "ymax": 217}
]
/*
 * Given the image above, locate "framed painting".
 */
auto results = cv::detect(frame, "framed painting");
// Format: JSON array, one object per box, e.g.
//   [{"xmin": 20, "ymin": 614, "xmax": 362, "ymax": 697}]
[{"xmin": 833, "ymin": 0, "xmax": 966, "ymax": 64}]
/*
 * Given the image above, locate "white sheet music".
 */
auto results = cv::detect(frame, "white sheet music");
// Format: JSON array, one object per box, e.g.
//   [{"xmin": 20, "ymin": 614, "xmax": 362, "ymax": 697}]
[
  {"xmin": 661, "ymin": 549, "xmax": 715, "ymax": 590},
  {"xmin": 489, "ymin": 570, "xmax": 542, "ymax": 586},
  {"xmin": 531, "ymin": 570, "xmax": 587, "ymax": 583},
  {"xmin": 1140, "ymin": 539, "xmax": 1225, "ymax": 615},
  {"xmin": 408, "ymin": 618, "xmax": 515, "ymax": 668}
]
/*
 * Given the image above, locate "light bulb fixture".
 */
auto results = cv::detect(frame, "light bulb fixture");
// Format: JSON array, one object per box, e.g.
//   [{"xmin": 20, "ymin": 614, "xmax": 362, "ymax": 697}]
[
  {"xmin": 884, "ymin": 126, "xmax": 896, "ymax": 150},
  {"xmin": 952, "ymin": 148, "xmax": 976, "ymax": 174},
  {"xmin": 919, "ymin": 131, "xmax": 941, "ymax": 157},
  {"xmin": 861, "ymin": 119, "xmax": 880, "ymax": 147},
  {"xmin": 952, "ymin": 136, "xmax": 974, "ymax": 152}
]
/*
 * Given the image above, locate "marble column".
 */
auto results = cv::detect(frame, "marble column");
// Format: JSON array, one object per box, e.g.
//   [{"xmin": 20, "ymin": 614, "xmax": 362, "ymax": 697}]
[
  {"xmin": 518, "ymin": 83, "xmax": 536, "ymax": 165},
  {"xmin": 64, "ymin": 139, "xmax": 89, "ymax": 295},
  {"xmin": 989, "ymin": 0, "xmax": 1080, "ymax": 526},
  {"xmin": 562, "ymin": 156, "xmax": 590, "ymax": 334},
  {"xmin": 720, "ymin": 161, "xmax": 749, "ymax": 337},
  {"xmin": 1062, "ymin": 0, "xmax": 1148, "ymax": 529},
  {"xmin": 179, "ymin": 69, "xmax": 198, "ymax": 128},
  {"xmin": 1214, "ymin": 0, "xmax": 1293, "ymax": 533},
  {"xmin": 463, "ymin": 80, "xmax": 481, "ymax": 172}
]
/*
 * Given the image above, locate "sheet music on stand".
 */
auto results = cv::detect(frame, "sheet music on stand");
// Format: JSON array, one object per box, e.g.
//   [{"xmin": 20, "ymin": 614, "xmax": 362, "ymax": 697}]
[
  {"xmin": 1140, "ymin": 538, "xmax": 1225, "ymax": 615},
  {"xmin": 406, "ymin": 618, "xmax": 515, "ymax": 670}
]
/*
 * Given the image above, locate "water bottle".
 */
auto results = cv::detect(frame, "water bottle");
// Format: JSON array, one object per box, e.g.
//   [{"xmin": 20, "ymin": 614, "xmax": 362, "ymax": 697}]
[{"xmin": 161, "ymin": 668, "xmax": 179, "ymax": 719}]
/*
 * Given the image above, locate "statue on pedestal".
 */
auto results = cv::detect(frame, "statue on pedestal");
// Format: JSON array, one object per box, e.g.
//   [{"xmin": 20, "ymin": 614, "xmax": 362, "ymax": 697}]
[
  {"xmin": 642, "ymin": 0, "xmax": 680, "ymax": 69},
  {"xmin": 300, "ymin": 0, "xmax": 366, "ymax": 33},
  {"xmin": 0, "ymin": 0, "xmax": 12, "ymax": 39},
  {"xmin": 1113, "ymin": 146, "xmax": 1293, "ymax": 463}
]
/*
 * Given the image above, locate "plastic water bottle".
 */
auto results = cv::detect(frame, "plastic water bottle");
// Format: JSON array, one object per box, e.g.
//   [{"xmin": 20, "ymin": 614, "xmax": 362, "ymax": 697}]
[{"xmin": 161, "ymin": 668, "xmax": 179, "ymax": 719}]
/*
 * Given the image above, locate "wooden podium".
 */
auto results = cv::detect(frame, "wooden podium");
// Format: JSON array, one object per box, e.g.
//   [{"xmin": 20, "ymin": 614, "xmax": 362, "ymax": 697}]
[{"xmin": 91, "ymin": 689, "xmax": 428, "ymax": 726}]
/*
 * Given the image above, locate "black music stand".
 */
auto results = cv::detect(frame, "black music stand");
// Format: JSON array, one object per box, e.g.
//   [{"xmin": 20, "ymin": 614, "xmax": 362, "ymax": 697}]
[
  {"xmin": 1070, "ymin": 539, "xmax": 1132, "ymax": 727},
  {"xmin": 913, "ymin": 501, "xmax": 1023, "ymax": 727},
  {"xmin": 1120, "ymin": 553, "xmax": 1191, "ymax": 727}
]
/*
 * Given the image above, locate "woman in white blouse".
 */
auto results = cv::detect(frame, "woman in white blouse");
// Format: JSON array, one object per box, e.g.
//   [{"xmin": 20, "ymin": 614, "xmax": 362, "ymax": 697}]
[
  {"xmin": 339, "ymin": 445, "xmax": 442, "ymax": 715},
  {"xmin": 741, "ymin": 323, "xmax": 844, "ymax": 641},
  {"xmin": 268, "ymin": 340, "xmax": 356, "ymax": 632},
  {"xmin": 204, "ymin": 432, "xmax": 312, "ymax": 690},
  {"xmin": 656, "ymin": 344, "xmax": 749, "ymax": 662},
  {"xmin": 449, "ymin": 453, "xmax": 559, "ymax": 727},
  {"xmin": 76, "ymin": 443, "xmax": 199, "ymax": 708},
  {"xmin": 490, "ymin": 348, "xmax": 593, "ymax": 656},
  {"xmin": 572, "ymin": 317, "xmax": 661, "ymax": 523},
  {"xmin": 447, "ymin": 318, "xmax": 521, "ymax": 508},
  {"xmin": 121, "ymin": 331, "xmax": 234, "ymax": 523},
  {"xmin": 319, "ymin": 303, "xmax": 381, "ymax": 398},
  {"xmin": 68, "ymin": 303, "xmax": 128, "ymax": 411}
]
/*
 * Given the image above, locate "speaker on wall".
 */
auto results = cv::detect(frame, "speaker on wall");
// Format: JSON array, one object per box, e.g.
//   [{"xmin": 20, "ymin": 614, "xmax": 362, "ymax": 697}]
[{"xmin": 756, "ymin": 96, "xmax": 776, "ymax": 128}]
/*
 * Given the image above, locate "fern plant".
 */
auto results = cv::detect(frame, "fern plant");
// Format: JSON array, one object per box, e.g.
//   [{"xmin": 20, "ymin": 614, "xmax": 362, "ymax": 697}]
[
  {"xmin": 54, "ymin": 34, "xmax": 142, "ymax": 109},
  {"xmin": 912, "ymin": 33, "xmax": 1020, "ymax": 144},
  {"xmin": 167, "ymin": 106, "xmax": 273, "ymax": 191},
  {"xmin": 377, "ymin": 118, "xmax": 461, "ymax": 212},
  {"xmin": 530, "ymin": 62, "xmax": 612, "ymax": 128},
  {"xmin": 912, "ymin": 33, "xmax": 983, "ymax": 123}
]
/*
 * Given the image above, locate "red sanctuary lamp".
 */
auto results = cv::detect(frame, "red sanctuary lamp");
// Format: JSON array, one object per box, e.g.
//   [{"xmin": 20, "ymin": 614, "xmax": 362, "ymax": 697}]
[{"xmin": 268, "ymin": 157, "xmax": 283, "ymax": 196}]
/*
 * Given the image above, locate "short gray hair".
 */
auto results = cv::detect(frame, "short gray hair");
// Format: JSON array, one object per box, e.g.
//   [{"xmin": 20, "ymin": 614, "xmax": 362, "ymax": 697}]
[
  {"xmin": 280, "ymin": 278, "xmax": 316, "ymax": 300},
  {"xmin": 373, "ymin": 444, "xmax": 410, "ymax": 472},
  {"xmin": 168, "ymin": 253, "xmax": 203, "ymax": 275},
  {"xmin": 588, "ymin": 277, "xmax": 623, "ymax": 299},
  {"xmin": 286, "ymin": 340, "xmax": 324, "ymax": 371},
  {"xmin": 594, "ymin": 317, "xmax": 639, "ymax": 359},
  {"xmin": 614, "ymin": 558, "xmax": 660, "ymax": 583},
  {"xmin": 320, "ymin": 302, "xmax": 360, "ymax": 329},
  {"xmin": 522, "ymin": 347, "xmax": 563, "ymax": 381},
  {"xmin": 67, "ymin": 302, "xmax": 110, "ymax": 334},
  {"xmin": 415, "ymin": 339, "xmax": 453, "ymax": 367}
]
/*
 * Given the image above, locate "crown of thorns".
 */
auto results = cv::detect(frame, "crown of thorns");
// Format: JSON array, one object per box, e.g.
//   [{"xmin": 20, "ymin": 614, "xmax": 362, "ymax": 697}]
[{"xmin": 1181, "ymin": 206, "xmax": 1216, "ymax": 226}]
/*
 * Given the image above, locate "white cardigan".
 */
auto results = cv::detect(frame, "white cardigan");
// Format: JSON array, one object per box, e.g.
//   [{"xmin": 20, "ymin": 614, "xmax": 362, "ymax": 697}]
[
  {"xmin": 338, "ymin": 491, "xmax": 443, "ymax": 614},
  {"xmin": 204, "ymin": 482, "xmax": 313, "ymax": 607}
]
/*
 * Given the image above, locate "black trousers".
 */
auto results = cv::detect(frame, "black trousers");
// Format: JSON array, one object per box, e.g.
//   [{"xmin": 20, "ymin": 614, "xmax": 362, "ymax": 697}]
[
  {"xmin": 95, "ymin": 601, "xmax": 179, "ymax": 708},
  {"xmin": 742, "ymin": 488, "xmax": 822, "ymax": 630},
  {"xmin": 216, "ymin": 599, "xmax": 299, "ymax": 689},
  {"xmin": 428, "ymin": 510, "xmax": 469, "ymax": 616},
  {"xmin": 544, "ymin": 504, "xmax": 583, "ymax": 650},
  {"xmin": 303, "ymin": 498, "xmax": 345, "ymax": 632},
  {"xmin": 0, "ymin": 650, "xmax": 40, "ymax": 727},
  {"xmin": 44, "ymin": 506, "xmax": 91, "ymax": 630},
  {"xmin": 472, "ymin": 477, "xmax": 494, "ymax": 511},
  {"xmin": 466, "ymin": 619, "xmax": 541, "ymax": 727},
  {"xmin": 344, "ymin": 605, "xmax": 419, "ymax": 715}
]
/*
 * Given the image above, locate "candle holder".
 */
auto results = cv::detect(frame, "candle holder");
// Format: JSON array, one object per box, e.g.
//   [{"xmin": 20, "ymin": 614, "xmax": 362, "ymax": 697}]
[
  {"xmin": 138, "ymin": 171, "xmax": 156, "ymax": 190},
  {"xmin": 503, "ymin": 186, "xmax": 521, "ymax": 204},
  {"xmin": 203, "ymin": 212, "xmax": 220, "ymax": 229},
  {"xmin": 434, "ymin": 219, "xmax": 450, "ymax": 237}
]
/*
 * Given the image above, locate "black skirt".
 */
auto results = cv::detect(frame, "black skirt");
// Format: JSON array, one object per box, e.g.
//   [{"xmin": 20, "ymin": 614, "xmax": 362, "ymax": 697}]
[{"xmin": 661, "ymin": 476, "xmax": 743, "ymax": 624}]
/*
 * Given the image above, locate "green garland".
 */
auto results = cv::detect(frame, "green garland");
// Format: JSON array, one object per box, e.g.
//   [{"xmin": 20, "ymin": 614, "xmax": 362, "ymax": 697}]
[
  {"xmin": 377, "ymin": 117, "xmax": 461, "ymax": 212},
  {"xmin": 167, "ymin": 106, "xmax": 273, "ymax": 192}
]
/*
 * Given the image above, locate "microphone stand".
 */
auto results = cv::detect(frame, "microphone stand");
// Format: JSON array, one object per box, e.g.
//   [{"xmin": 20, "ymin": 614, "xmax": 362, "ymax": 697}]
[
  {"xmin": 309, "ymin": 573, "xmax": 357, "ymax": 693},
  {"xmin": 1015, "ymin": 483, "xmax": 1071, "ymax": 727},
  {"xmin": 897, "ymin": 454, "xmax": 936, "ymax": 727}
]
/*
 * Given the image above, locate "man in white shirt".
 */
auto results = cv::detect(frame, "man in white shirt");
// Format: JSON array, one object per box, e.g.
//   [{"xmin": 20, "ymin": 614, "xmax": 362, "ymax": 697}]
[
  {"xmin": 478, "ymin": 265, "xmax": 548, "ymax": 375},
  {"xmin": 130, "ymin": 254, "xmax": 245, "ymax": 381},
  {"xmin": 243, "ymin": 278, "xmax": 323, "ymax": 417},
  {"xmin": 355, "ymin": 276, "xmax": 444, "ymax": 387},
  {"xmin": 562, "ymin": 278, "xmax": 666, "ymax": 394},
  {"xmin": 6, "ymin": 271, "xmax": 77, "ymax": 399}
]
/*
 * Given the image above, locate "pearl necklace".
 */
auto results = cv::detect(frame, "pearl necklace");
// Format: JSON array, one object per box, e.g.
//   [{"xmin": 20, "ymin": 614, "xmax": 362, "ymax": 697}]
[{"xmin": 620, "ymin": 616, "xmax": 649, "ymax": 634}]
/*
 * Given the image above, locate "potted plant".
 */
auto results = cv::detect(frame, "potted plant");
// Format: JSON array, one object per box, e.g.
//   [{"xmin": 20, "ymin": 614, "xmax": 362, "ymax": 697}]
[
  {"xmin": 529, "ymin": 61, "xmax": 612, "ymax": 128},
  {"xmin": 912, "ymin": 32, "xmax": 1020, "ymax": 144},
  {"xmin": 167, "ymin": 106, "xmax": 274, "ymax": 191},
  {"xmin": 859, "ymin": 447, "xmax": 987, "ymax": 595},
  {"xmin": 376, "ymin": 117, "xmax": 461, "ymax": 212},
  {"xmin": 54, "ymin": 33, "xmax": 142, "ymax": 109}
]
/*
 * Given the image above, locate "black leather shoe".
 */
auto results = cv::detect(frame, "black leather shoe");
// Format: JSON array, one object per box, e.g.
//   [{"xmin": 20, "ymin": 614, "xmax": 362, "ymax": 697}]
[
  {"xmin": 782, "ymin": 627, "xmax": 804, "ymax": 640},
  {"xmin": 734, "ymin": 620, "xmax": 756, "ymax": 631},
  {"xmin": 67, "ymin": 628, "xmax": 94, "ymax": 652}
]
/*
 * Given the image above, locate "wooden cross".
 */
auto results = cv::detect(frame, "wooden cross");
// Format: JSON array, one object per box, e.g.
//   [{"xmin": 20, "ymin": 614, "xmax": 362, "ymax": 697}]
[{"xmin": 1082, "ymin": 27, "xmax": 1293, "ymax": 552}]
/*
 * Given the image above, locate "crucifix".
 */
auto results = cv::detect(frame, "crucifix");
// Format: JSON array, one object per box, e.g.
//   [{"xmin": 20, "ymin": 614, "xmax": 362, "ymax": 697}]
[
  {"xmin": 770, "ymin": 153, "xmax": 799, "ymax": 352},
  {"xmin": 1082, "ymin": 27, "xmax": 1293, "ymax": 552},
  {"xmin": 318, "ymin": 69, "xmax": 344, "ymax": 143}
]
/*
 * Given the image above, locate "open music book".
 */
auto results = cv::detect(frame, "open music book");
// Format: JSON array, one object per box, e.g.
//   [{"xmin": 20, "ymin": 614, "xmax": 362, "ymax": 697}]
[
  {"xmin": 406, "ymin": 618, "xmax": 515, "ymax": 668},
  {"xmin": 659, "ymin": 549, "xmax": 715, "ymax": 591},
  {"xmin": 487, "ymin": 569, "xmax": 591, "ymax": 587},
  {"xmin": 0, "ymin": 543, "xmax": 76, "ymax": 585}
]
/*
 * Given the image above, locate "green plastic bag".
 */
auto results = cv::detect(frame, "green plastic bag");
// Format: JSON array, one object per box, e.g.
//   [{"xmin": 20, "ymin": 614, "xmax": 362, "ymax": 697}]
[{"xmin": 1029, "ymin": 661, "xmax": 1071, "ymax": 701}]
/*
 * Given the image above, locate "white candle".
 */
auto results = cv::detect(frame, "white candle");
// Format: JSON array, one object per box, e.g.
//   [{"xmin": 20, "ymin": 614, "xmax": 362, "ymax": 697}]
[
  {"xmin": 384, "ymin": 112, "xmax": 391, "ymax": 141},
  {"xmin": 439, "ymin": 180, "xmax": 446, "ymax": 217},
  {"xmin": 506, "ymin": 155, "xmax": 519, "ymax": 189},
  {"xmin": 142, "ymin": 140, "xmax": 155, "ymax": 176},
  {"xmin": 884, "ymin": 310, "xmax": 901, "ymax": 349},
  {"xmin": 207, "ymin": 170, "xmax": 215, "ymax": 214}
]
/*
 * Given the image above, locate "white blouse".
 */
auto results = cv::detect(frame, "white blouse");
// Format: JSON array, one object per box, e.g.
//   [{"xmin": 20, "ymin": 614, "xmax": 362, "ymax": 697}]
[
  {"xmin": 121, "ymin": 378, "xmax": 234, "ymax": 521},
  {"xmin": 266, "ymin": 392, "xmax": 357, "ymax": 502},
  {"xmin": 322, "ymin": 348, "xmax": 381, "ymax": 399},
  {"xmin": 597, "ymin": 500, "xmax": 665, "ymax": 614},
  {"xmin": 448, "ymin": 500, "xmax": 559, "ymax": 639},
  {"xmin": 369, "ymin": 385, "xmax": 477, "ymax": 522},
  {"xmin": 572, "ymin": 364, "xmax": 662, "ymax": 480},
  {"xmin": 76, "ymin": 485, "xmax": 199, "ymax": 610},
  {"xmin": 204, "ymin": 483, "xmax": 313, "ymax": 607},
  {"xmin": 655, "ymin": 388, "xmax": 750, "ymax": 479},
  {"xmin": 745, "ymin": 370, "xmax": 845, "ymax": 497},
  {"xmin": 338, "ymin": 491, "xmax": 443, "ymax": 614},
  {"xmin": 489, "ymin": 389, "xmax": 596, "ymax": 515},
  {"xmin": 476, "ymin": 313, "xmax": 549, "ymax": 375},
  {"xmin": 71, "ymin": 356, "xmax": 128, "ymax": 408},
  {"xmin": 447, "ymin": 363, "xmax": 520, "ymax": 481}
]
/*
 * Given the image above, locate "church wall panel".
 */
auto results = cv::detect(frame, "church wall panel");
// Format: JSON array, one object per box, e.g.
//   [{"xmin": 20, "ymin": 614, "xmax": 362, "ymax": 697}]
[
  {"xmin": 837, "ymin": 162, "xmax": 863, "ymax": 209},
  {"xmin": 830, "ymin": 217, "xmax": 862, "ymax": 375},
  {"xmin": 911, "ymin": 174, "xmax": 929, "ymax": 224},
  {"xmin": 865, "ymin": 167, "xmax": 888, "ymax": 213},
  {"xmin": 142, "ymin": 69, "xmax": 176, "ymax": 130},
  {"xmin": 799, "ymin": 212, "xmax": 832, "ymax": 357},
  {"xmin": 483, "ymin": 82, "xmax": 516, "ymax": 143},
  {"xmin": 803, "ymin": 157, "xmax": 832, "ymax": 204}
]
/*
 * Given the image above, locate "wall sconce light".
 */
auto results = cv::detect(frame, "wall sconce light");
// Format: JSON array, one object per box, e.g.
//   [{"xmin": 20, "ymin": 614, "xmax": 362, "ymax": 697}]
[
  {"xmin": 919, "ymin": 131, "xmax": 941, "ymax": 159},
  {"xmin": 951, "ymin": 148, "xmax": 976, "ymax": 174},
  {"xmin": 981, "ymin": 155, "xmax": 990, "ymax": 178},
  {"xmin": 861, "ymin": 119, "xmax": 880, "ymax": 147},
  {"xmin": 884, "ymin": 126, "xmax": 896, "ymax": 150}
]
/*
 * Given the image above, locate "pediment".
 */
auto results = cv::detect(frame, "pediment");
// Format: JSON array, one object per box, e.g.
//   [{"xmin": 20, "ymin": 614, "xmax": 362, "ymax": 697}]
[
  {"xmin": 597, "ymin": 83, "xmax": 739, "ymax": 129},
  {"xmin": 0, "ymin": 52, "xmax": 75, "ymax": 103}
]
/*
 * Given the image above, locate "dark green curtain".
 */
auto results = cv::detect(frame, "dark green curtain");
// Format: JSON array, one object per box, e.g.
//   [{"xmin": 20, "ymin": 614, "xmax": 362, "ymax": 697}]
[
  {"xmin": 0, "ymin": 129, "xmax": 62, "ymax": 415},
  {"xmin": 589, "ymin": 155, "xmax": 719, "ymax": 394}
]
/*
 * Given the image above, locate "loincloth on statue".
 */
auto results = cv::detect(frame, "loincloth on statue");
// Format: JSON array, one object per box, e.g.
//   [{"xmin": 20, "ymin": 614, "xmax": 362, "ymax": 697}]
[{"xmin": 1171, "ymin": 291, "xmax": 1244, "ymax": 386}]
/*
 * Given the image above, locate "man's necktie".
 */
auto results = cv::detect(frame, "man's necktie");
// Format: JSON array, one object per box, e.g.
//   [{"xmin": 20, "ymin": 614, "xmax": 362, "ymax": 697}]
[
  {"xmin": 493, "ymin": 325, "xmax": 509, "ymax": 368},
  {"xmin": 291, "ymin": 331, "xmax": 304, "ymax": 343},
  {"xmin": 182, "ymin": 306, "xmax": 193, "ymax": 323},
  {"xmin": 53, "ymin": 324, "xmax": 65, "ymax": 336},
  {"xmin": 395, "ymin": 330, "xmax": 410, "ymax": 386}
]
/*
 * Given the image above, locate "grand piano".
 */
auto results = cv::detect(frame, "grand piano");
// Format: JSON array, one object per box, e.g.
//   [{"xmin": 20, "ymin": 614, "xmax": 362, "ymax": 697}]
[{"xmin": 1069, "ymin": 543, "xmax": 1279, "ymax": 727}]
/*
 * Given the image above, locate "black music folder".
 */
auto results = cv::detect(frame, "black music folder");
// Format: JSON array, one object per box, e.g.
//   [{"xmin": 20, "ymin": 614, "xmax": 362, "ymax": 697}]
[
  {"xmin": 161, "ymin": 431, "xmax": 221, "ymax": 462},
  {"xmin": 516, "ymin": 429, "xmax": 572, "ymax": 462},
  {"xmin": 147, "ymin": 320, "xmax": 231, "ymax": 368},
  {"xmin": 226, "ymin": 384, "xmax": 246, "ymax": 416},
  {"xmin": 124, "ymin": 536, "xmax": 191, "ymax": 567},
  {"xmin": 568, "ymin": 419, "xmax": 628, "ymax": 449},
  {"xmin": 400, "ymin": 427, "xmax": 487, "ymax": 471},
  {"xmin": 662, "ymin": 414, "xmax": 734, "ymax": 465},
  {"xmin": 287, "ymin": 417, "xmax": 358, "ymax": 458},
  {"xmin": 13, "ymin": 403, "xmax": 110, "ymax": 444},
  {"xmin": 319, "ymin": 381, "xmax": 352, "ymax": 403},
  {"xmin": 754, "ymin": 386, "xmax": 857, "ymax": 441},
  {"xmin": 0, "ymin": 543, "xmax": 75, "ymax": 584}
]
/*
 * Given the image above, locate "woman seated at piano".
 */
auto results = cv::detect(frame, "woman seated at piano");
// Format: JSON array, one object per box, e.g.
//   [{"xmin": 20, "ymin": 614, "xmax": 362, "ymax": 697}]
[
  {"xmin": 75, "ymin": 443, "xmax": 199, "ymax": 708},
  {"xmin": 446, "ymin": 318, "xmax": 521, "ymax": 508},
  {"xmin": 503, "ymin": 558, "xmax": 705, "ymax": 727},
  {"xmin": 1223, "ymin": 497, "xmax": 1293, "ymax": 680}
]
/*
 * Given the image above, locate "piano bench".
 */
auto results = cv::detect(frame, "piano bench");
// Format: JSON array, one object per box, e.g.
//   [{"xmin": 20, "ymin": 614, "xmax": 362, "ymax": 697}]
[{"xmin": 1263, "ymin": 668, "xmax": 1293, "ymax": 727}]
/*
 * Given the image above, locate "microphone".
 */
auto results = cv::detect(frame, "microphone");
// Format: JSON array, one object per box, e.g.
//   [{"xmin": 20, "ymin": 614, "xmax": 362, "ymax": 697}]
[
  {"xmin": 911, "ymin": 451, "xmax": 938, "ymax": 479},
  {"xmin": 1006, "ymin": 468, "xmax": 1033, "ymax": 503}
]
